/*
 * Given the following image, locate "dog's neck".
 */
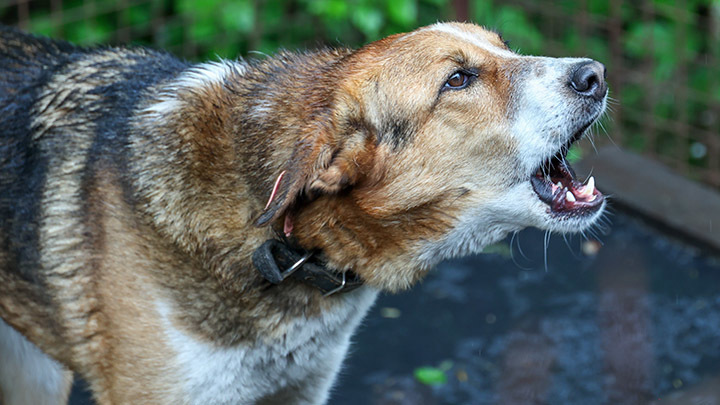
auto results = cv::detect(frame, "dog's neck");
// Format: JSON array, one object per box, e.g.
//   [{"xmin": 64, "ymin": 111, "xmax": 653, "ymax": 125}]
[
  {"xmin": 251, "ymin": 238, "xmax": 364, "ymax": 296},
  {"xmin": 130, "ymin": 48, "xmax": 441, "ymax": 308}
]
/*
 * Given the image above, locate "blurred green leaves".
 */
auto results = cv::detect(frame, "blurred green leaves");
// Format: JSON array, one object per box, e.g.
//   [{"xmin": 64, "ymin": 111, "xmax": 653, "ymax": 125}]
[
  {"xmin": 414, "ymin": 366, "xmax": 448, "ymax": 385},
  {"xmin": 220, "ymin": 1, "xmax": 255, "ymax": 34},
  {"xmin": 66, "ymin": 21, "xmax": 113, "ymax": 45},
  {"xmin": 414, "ymin": 360, "xmax": 454, "ymax": 385},
  {"xmin": 352, "ymin": 6, "xmax": 384, "ymax": 39},
  {"xmin": 566, "ymin": 144, "xmax": 584, "ymax": 164},
  {"xmin": 307, "ymin": 0, "xmax": 350, "ymax": 20},
  {"xmin": 482, "ymin": 242, "xmax": 512, "ymax": 258},
  {"xmin": 473, "ymin": 1, "xmax": 544, "ymax": 55},
  {"xmin": 11, "ymin": 0, "xmax": 720, "ymax": 179},
  {"xmin": 388, "ymin": 0, "xmax": 418, "ymax": 28}
]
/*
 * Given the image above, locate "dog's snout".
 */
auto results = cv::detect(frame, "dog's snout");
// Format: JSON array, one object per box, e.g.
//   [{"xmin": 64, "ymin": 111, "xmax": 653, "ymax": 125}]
[{"xmin": 569, "ymin": 61, "xmax": 607, "ymax": 101}]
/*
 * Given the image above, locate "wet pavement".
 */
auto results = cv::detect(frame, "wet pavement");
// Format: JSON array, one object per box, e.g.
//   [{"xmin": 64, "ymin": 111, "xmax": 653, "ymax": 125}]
[
  {"xmin": 69, "ymin": 209, "xmax": 720, "ymax": 404},
  {"xmin": 332, "ymin": 209, "xmax": 720, "ymax": 405}
]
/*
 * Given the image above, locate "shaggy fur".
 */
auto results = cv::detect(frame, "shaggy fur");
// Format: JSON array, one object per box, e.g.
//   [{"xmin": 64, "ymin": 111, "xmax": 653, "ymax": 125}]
[{"xmin": 0, "ymin": 23, "xmax": 607, "ymax": 404}]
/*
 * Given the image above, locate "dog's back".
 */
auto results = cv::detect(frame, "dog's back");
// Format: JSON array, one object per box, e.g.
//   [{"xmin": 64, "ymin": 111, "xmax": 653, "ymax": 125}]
[
  {"xmin": 0, "ymin": 27, "xmax": 191, "ymax": 404},
  {"xmin": 0, "ymin": 27, "xmax": 76, "ymax": 286},
  {"xmin": 0, "ymin": 27, "xmax": 190, "ymax": 285},
  {"xmin": 0, "ymin": 26, "xmax": 76, "ymax": 96},
  {"xmin": 0, "ymin": 27, "xmax": 80, "ymax": 405}
]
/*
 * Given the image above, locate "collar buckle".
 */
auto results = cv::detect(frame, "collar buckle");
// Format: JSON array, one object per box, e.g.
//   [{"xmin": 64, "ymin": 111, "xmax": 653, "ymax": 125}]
[
  {"xmin": 252, "ymin": 239, "xmax": 363, "ymax": 296},
  {"xmin": 321, "ymin": 271, "xmax": 349, "ymax": 297},
  {"xmin": 283, "ymin": 251, "xmax": 312, "ymax": 279},
  {"xmin": 252, "ymin": 239, "xmax": 312, "ymax": 284}
]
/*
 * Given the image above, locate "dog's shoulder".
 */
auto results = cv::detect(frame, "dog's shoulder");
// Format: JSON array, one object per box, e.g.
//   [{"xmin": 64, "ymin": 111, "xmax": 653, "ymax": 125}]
[{"xmin": 0, "ymin": 27, "xmax": 189, "ymax": 285}]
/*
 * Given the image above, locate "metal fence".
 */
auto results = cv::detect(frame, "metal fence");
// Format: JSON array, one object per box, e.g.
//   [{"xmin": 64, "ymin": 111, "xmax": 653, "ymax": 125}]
[
  {"xmin": 2, "ymin": 0, "xmax": 719, "ymax": 189},
  {"xmin": 503, "ymin": 0, "xmax": 720, "ymax": 189}
]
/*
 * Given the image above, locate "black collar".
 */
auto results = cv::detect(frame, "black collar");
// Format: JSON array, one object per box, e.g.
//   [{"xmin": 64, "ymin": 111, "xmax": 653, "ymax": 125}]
[{"xmin": 252, "ymin": 239, "xmax": 363, "ymax": 296}]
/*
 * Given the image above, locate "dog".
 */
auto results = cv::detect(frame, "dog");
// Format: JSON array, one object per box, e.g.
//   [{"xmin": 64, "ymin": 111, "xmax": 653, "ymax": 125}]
[{"xmin": 0, "ymin": 22, "xmax": 607, "ymax": 404}]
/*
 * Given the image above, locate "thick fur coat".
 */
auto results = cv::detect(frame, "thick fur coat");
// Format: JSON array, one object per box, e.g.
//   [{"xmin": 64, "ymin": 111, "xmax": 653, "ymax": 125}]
[{"xmin": 0, "ymin": 23, "xmax": 607, "ymax": 404}]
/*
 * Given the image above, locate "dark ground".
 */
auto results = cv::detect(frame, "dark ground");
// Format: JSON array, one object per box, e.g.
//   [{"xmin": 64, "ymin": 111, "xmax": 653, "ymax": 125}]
[
  {"xmin": 70, "ymin": 209, "xmax": 720, "ymax": 404},
  {"xmin": 331, "ymin": 209, "xmax": 720, "ymax": 405}
]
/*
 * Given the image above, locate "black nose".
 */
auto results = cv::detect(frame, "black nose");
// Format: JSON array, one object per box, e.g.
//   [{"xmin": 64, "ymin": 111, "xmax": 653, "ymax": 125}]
[{"xmin": 569, "ymin": 61, "xmax": 607, "ymax": 101}]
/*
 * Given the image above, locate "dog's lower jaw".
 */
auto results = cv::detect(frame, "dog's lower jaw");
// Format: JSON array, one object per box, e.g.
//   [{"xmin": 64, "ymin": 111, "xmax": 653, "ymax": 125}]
[
  {"xmin": 416, "ymin": 182, "xmax": 607, "ymax": 267},
  {"xmin": 417, "ymin": 214, "xmax": 519, "ymax": 269}
]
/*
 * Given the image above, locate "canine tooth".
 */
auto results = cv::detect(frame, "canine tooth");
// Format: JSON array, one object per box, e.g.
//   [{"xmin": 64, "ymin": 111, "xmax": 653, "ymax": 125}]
[
  {"xmin": 577, "ymin": 176, "xmax": 595, "ymax": 198},
  {"xmin": 556, "ymin": 182, "xmax": 563, "ymax": 189},
  {"xmin": 566, "ymin": 191, "xmax": 576, "ymax": 202}
]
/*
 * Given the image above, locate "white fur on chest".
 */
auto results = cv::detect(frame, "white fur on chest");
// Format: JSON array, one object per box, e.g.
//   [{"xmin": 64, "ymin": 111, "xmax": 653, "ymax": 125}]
[{"xmin": 156, "ymin": 287, "xmax": 378, "ymax": 405}]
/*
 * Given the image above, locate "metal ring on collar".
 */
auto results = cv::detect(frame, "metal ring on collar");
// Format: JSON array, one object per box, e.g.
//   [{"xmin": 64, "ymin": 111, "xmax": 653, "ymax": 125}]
[
  {"xmin": 281, "ymin": 251, "xmax": 312, "ymax": 280},
  {"xmin": 322, "ymin": 271, "xmax": 347, "ymax": 297}
]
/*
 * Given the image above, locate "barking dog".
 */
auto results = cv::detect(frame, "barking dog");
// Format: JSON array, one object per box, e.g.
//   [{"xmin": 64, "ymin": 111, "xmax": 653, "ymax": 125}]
[{"xmin": 0, "ymin": 22, "xmax": 607, "ymax": 404}]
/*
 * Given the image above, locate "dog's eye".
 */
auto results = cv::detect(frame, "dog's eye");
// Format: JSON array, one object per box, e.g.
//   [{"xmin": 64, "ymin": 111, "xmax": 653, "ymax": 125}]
[{"xmin": 444, "ymin": 71, "xmax": 471, "ymax": 90}]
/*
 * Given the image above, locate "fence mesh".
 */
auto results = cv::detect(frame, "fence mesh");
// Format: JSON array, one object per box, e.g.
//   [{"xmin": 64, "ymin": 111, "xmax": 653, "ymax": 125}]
[{"xmin": 2, "ymin": 0, "xmax": 719, "ymax": 189}]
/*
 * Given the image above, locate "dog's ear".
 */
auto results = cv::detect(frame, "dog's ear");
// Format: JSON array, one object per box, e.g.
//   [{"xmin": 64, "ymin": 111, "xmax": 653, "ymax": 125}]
[{"xmin": 254, "ymin": 118, "xmax": 371, "ymax": 227}]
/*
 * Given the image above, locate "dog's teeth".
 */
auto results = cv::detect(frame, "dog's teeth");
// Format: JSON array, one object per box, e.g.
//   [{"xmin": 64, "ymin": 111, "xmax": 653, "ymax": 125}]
[
  {"xmin": 566, "ymin": 191, "xmax": 576, "ymax": 202},
  {"xmin": 577, "ymin": 176, "xmax": 595, "ymax": 198},
  {"xmin": 556, "ymin": 182, "xmax": 563, "ymax": 189},
  {"xmin": 586, "ymin": 176, "xmax": 595, "ymax": 192}
]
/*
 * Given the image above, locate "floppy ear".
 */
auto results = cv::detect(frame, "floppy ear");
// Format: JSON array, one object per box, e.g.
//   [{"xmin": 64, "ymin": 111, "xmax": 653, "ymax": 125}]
[{"xmin": 254, "ymin": 118, "xmax": 371, "ymax": 227}]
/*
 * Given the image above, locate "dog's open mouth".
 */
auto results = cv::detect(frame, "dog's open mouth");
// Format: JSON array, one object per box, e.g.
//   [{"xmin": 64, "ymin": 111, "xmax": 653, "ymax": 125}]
[{"xmin": 530, "ymin": 145, "xmax": 604, "ymax": 215}]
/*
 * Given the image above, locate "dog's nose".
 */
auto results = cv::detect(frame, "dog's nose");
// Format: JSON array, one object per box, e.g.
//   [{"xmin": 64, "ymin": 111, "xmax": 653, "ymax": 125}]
[{"xmin": 569, "ymin": 61, "xmax": 607, "ymax": 101}]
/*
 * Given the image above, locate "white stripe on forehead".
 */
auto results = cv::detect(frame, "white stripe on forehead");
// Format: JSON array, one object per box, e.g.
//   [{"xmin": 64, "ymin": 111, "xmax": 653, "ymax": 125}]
[{"xmin": 422, "ymin": 24, "xmax": 518, "ymax": 59}]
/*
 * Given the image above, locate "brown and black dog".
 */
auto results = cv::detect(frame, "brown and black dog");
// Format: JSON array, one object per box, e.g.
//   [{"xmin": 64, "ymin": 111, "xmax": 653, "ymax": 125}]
[{"xmin": 0, "ymin": 22, "xmax": 607, "ymax": 404}]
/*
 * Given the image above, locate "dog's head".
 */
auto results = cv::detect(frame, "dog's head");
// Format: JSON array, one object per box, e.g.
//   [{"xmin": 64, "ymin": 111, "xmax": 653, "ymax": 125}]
[{"xmin": 256, "ymin": 22, "xmax": 607, "ymax": 290}]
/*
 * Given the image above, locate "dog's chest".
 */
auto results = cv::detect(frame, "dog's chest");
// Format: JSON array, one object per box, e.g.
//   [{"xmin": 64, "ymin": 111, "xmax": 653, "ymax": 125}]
[{"xmin": 156, "ymin": 288, "xmax": 377, "ymax": 405}]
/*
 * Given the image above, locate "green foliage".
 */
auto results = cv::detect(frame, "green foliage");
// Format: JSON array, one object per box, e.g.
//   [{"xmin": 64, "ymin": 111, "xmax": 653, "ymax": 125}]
[
  {"xmin": 566, "ymin": 144, "xmax": 584, "ymax": 164},
  {"xmin": 414, "ymin": 359, "xmax": 454, "ymax": 385},
  {"xmin": 482, "ymin": 242, "xmax": 512, "ymax": 258},
  {"xmin": 414, "ymin": 366, "xmax": 448, "ymax": 385},
  {"xmin": 16, "ymin": 0, "xmax": 458, "ymax": 57},
  {"xmin": 351, "ymin": 6, "xmax": 384, "ymax": 39},
  {"xmin": 473, "ymin": 0, "xmax": 544, "ymax": 55},
  {"xmin": 6, "ymin": 0, "xmax": 718, "ymax": 181},
  {"xmin": 387, "ymin": 0, "xmax": 418, "ymax": 28},
  {"xmin": 471, "ymin": 0, "xmax": 719, "ymax": 177}
]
